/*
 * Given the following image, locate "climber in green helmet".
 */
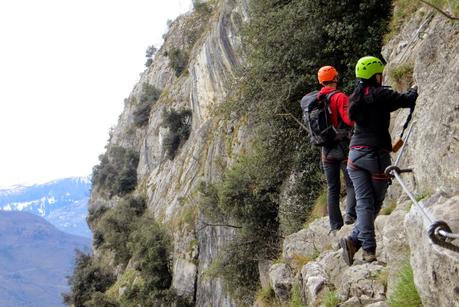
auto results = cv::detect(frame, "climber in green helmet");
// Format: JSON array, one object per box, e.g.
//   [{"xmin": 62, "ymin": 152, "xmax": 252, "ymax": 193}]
[{"xmin": 339, "ymin": 56, "xmax": 418, "ymax": 265}]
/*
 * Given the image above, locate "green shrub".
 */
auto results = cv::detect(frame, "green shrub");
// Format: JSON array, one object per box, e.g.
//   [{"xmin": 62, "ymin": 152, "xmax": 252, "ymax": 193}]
[
  {"xmin": 140, "ymin": 82, "xmax": 161, "ymax": 104},
  {"xmin": 145, "ymin": 58, "xmax": 153, "ymax": 67},
  {"xmin": 303, "ymin": 187, "xmax": 328, "ymax": 228},
  {"xmin": 144, "ymin": 45, "xmax": 157, "ymax": 68},
  {"xmin": 68, "ymin": 197, "xmax": 179, "ymax": 306},
  {"xmin": 134, "ymin": 83, "xmax": 162, "ymax": 127},
  {"xmin": 96, "ymin": 196, "xmax": 146, "ymax": 266},
  {"xmin": 92, "ymin": 146, "xmax": 139, "ymax": 197},
  {"xmin": 168, "ymin": 48, "xmax": 189, "ymax": 76},
  {"xmin": 380, "ymin": 199, "xmax": 397, "ymax": 215},
  {"xmin": 84, "ymin": 292, "xmax": 119, "ymax": 307},
  {"xmin": 204, "ymin": 241, "xmax": 261, "ymax": 305},
  {"xmin": 290, "ymin": 283, "xmax": 305, "ymax": 307},
  {"xmin": 256, "ymin": 286, "xmax": 276, "ymax": 304},
  {"xmin": 63, "ymin": 251, "xmax": 116, "ymax": 307},
  {"xmin": 193, "ymin": 0, "xmax": 212, "ymax": 16},
  {"xmin": 128, "ymin": 217, "xmax": 172, "ymax": 290},
  {"xmin": 87, "ymin": 205, "xmax": 108, "ymax": 228},
  {"xmin": 389, "ymin": 262, "xmax": 422, "ymax": 307},
  {"xmin": 322, "ymin": 289, "xmax": 340, "ymax": 307},
  {"xmin": 133, "ymin": 101, "xmax": 152, "ymax": 127},
  {"xmin": 385, "ymin": 0, "xmax": 419, "ymax": 42},
  {"xmin": 162, "ymin": 108, "xmax": 192, "ymax": 160},
  {"xmin": 388, "ymin": 63, "xmax": 414, "ymax": 91}
]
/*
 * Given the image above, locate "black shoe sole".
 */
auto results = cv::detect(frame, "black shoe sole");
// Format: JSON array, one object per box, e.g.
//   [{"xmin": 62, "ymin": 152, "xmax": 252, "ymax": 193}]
[{"xmin": 339, "ymin": 238, "xmax": 354, "ymax": 266}]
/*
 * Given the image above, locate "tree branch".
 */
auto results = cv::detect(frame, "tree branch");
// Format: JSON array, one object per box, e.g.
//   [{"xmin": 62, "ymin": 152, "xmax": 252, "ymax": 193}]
[
  {"xmin": 197, "ymin": 221, "xmax": 243, "ymax": 232},
  {"xmin": 277, "ymin": 113, "xmax": 309, "ymax": 132},
  {"xmin": 419, "ymin": 0, "xmax": 459, "ymax": 20}
]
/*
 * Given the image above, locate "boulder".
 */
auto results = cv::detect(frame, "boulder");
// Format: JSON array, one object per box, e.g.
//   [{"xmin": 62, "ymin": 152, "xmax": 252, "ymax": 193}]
[
  {"xmin": 300, "ymin": 262, "xmax": 329, "ymax": 305},
  {"xmin": 379, "ymin": 201, "xmax": 411, "ymax": 297},
  {"xmin": 282, "ymin": 217, "xmax": 333, "ymax": 265},
  {"xmin": 338, "ymin": 263, "xmax": 386, "ymax": 304},
  {"xmin": 405, "ymin": 192, "xmax": 459, "ymax": 307},
  {"xmin": 269, "ymin": 263, "xmax": 294, "ymax": 303}
]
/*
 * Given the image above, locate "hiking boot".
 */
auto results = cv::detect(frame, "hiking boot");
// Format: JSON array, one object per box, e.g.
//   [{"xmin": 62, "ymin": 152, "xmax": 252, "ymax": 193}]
[
  {"xmin": 339, "ymin": 237, "xmax": 357, "ymax": 266},
  {"xmin": 362, "ymin": 250, "xmax": 377, "ymax": 263},
  {"xmin": 344, "ymin": 214, "xmax": 356, "ymax": 225}
]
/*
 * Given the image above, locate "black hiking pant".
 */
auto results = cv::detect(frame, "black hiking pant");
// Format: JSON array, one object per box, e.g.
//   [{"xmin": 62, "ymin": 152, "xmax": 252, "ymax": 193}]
[{"xmin": 322, "ymin": 143, "xmax": 356, "ymax": 231}]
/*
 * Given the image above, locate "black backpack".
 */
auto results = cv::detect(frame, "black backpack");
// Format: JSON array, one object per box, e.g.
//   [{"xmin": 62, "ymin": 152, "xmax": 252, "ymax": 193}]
[{"xmin": 300, "ymin": 90, "xmax": 346, "ymax": 147}]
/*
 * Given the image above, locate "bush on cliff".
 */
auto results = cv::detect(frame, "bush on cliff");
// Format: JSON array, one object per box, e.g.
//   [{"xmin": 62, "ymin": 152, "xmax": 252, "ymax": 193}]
[
  {"xmin": 133, "ymin": 83, "xmax": 162, "ymax": 127},
  {"xmin": 63, "ymin": 251, "xmax": 116, "ymax": 307},
  {"xmin": 92, "ymin": 145, "xmax": 139, "ymax": 197},
  {"xmin": 68, "ymin": 196, "xmax": 180, "ymax": 305},
  {"xmin": 161, "ymin": 108, "xmax": 192, "ymax": 160},
  {"xmin": 168, "ymin": 48, "xmax": 189, "ymax": 76}
]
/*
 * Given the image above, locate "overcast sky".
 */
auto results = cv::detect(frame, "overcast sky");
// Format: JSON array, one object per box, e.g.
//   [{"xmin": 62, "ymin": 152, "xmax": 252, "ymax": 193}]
[{"xmin": 0, "ymin": 0, "xmax": 192, "ymax": 187}]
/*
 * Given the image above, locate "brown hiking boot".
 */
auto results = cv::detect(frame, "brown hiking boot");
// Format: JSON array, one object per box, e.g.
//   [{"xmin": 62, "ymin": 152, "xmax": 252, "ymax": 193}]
[
  {"xmin": 362, "ymin": 250, "xmax": 377, "ymax": 263},
  {"xmin": 339, "ymin": 237, "xmax": 357, "ymax": 266}
]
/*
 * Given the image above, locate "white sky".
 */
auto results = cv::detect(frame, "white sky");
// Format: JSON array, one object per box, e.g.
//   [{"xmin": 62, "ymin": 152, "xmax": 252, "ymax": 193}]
[{"xmin": 0, "ymin": 0, "xmax": 192, "ymax": 187}]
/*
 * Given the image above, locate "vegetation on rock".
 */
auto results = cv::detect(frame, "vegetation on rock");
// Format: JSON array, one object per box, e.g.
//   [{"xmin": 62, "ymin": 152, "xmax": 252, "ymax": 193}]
[
  {"xmin": 161, "ymin": 108, "xmax": 192, "ymax": 160},
  {"xmin": 92, "ymin": 145, "xmax": 139, "ymax": 198},
  {"xmin": 133, "ymin": 83, "xmax": 162, "ymax": 127},
  {"xmin": 63, "ymin": 251, "xmax": 116, "ymax": 307},
  {"xmin": 168, "ymin": 48, "xmax": 189, "ymax": 77},
  {"xmin": 389, "ymin": 262, "xmax": 422, "ymax": 307},
  {"xmin": 67, "ymin": 195, "xmax": 183, "ymax": 306}
]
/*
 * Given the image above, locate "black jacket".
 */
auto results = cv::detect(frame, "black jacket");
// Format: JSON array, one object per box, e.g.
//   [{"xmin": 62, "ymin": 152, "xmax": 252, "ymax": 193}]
[{"xmin": 349, "ymin": 86, "xmax": 417, "ymax": 151}]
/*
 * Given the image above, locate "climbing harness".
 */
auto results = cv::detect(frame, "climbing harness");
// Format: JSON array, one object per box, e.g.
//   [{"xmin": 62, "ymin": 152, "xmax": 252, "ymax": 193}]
[{"xmin": 385, "ymin": 122, "xmax": 459, "ymax": 253}]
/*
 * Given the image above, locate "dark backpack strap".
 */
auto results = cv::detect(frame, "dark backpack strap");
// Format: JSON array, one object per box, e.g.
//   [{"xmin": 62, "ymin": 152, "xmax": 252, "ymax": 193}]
[{"xmin": 321, "ymin": 90, "xmax": 338, "ymax": 114}]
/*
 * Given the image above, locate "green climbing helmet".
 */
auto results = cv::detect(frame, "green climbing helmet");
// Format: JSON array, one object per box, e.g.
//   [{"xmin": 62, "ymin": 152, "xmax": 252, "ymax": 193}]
[{"xmin": 355, "ymin": 56, "xmax": 385, "ymax": 79}]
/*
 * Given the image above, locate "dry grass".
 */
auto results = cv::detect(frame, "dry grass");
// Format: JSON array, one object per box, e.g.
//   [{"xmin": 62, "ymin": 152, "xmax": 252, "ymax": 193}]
[{"xmin": 304, "ymin": 188, "xmax": 328, "ymax": 229}]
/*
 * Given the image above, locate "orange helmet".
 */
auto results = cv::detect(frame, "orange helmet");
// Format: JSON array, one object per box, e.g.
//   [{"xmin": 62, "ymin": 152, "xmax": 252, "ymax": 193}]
[{"xmin": 317, "ymin": 66, "xmax": 338, "ymax": 84}]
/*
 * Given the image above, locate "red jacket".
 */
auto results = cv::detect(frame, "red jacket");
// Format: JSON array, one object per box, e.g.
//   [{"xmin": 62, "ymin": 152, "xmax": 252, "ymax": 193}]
[{"xmin": 318, "ymin": 87, "xmax": 354, "ymax": 128}]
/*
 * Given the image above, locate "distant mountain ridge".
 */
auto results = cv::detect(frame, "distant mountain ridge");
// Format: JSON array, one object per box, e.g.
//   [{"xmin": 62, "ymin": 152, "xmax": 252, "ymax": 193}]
[
  {"xmin": 0, "ymin": 177, "xmax": 92, "ymax": 238},
  {"xmin": 0, "ymin": 211, "xmax": 90, "ymax": 307}
]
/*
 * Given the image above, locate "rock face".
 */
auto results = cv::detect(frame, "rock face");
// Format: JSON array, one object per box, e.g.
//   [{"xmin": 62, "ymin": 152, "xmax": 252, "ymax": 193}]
[
  {"xmin": 405, "ymin": 193, "xmax": 459, "ymax": 307},
  {"xmin": 269, "ymin": 263, "xmax": 294, "ymax": 303},
  {"xmin": 382, "ymin": 8, "xmax": 459, "ymax": 194},
  {"xmin": 89, "ymin": 0, "xmax": 249, "ymax": 306},
  {"xmin": 382, "ymin": 8, "xmax": 459, "ymax": 307}
]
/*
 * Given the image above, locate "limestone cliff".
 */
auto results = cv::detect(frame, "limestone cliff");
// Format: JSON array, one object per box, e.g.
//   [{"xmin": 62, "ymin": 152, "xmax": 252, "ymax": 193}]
[
  {"xmin": 89, "ymin": 0, "xmax": 249, "ymax": 305},
  {"xmin": 86, "ymin": 1, "xmax": 459, "ymax": 306}
]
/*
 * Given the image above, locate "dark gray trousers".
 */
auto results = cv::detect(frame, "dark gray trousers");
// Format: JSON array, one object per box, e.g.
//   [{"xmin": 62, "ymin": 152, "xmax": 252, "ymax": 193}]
[
  {"xmin": 347, "ymin": 147, "xmax": 391, "ymax": 252},
  {"xmin": 322, "ymin": 144, "xmax": 356, "ymax": 231}
]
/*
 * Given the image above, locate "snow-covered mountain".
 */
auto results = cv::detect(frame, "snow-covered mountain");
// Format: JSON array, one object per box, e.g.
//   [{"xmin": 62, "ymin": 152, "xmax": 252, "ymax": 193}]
[{"xmin": 0, "ymin": 177, "xmax": 91, "ymax": 238}]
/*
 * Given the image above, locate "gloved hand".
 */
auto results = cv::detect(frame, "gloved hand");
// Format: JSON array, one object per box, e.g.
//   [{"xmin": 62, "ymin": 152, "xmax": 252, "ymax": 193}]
[{"xmin": 408, "ymin": 85, "xmax": 418, "ymax": 102}]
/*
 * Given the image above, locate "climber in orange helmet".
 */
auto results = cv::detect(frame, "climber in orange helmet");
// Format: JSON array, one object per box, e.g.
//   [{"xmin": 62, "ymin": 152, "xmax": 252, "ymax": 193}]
[{"xmin": 316, "ymin": 66, "xmax": 357, "ymax": 233}]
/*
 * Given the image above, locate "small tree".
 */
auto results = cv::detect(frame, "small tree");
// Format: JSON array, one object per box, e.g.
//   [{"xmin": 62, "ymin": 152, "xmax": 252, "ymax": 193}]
[
  {"xmin": 145, "ymin": 45, "xmax": 157, "ymax": 67},
  {"xmin": 63, "ymin": 251, "xmax": 116, "ymax": 306},
  {"xmin": 168, "ymin": 48, "xmax": 189, "ymax": 76},
  {"xmin": 133, "ymin": 83, "xmax": 162, "ymax": 127},
  {"xmin": 161, "ymin": 109, "xmax": 192, "ymax": 160},
  {"xmin": 193, "ymin": 0, "xmax": 212, "ymax": 15},
  {"xmin": 91, "ymin": 146, "xmax": 140, "ymax": 197}
]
